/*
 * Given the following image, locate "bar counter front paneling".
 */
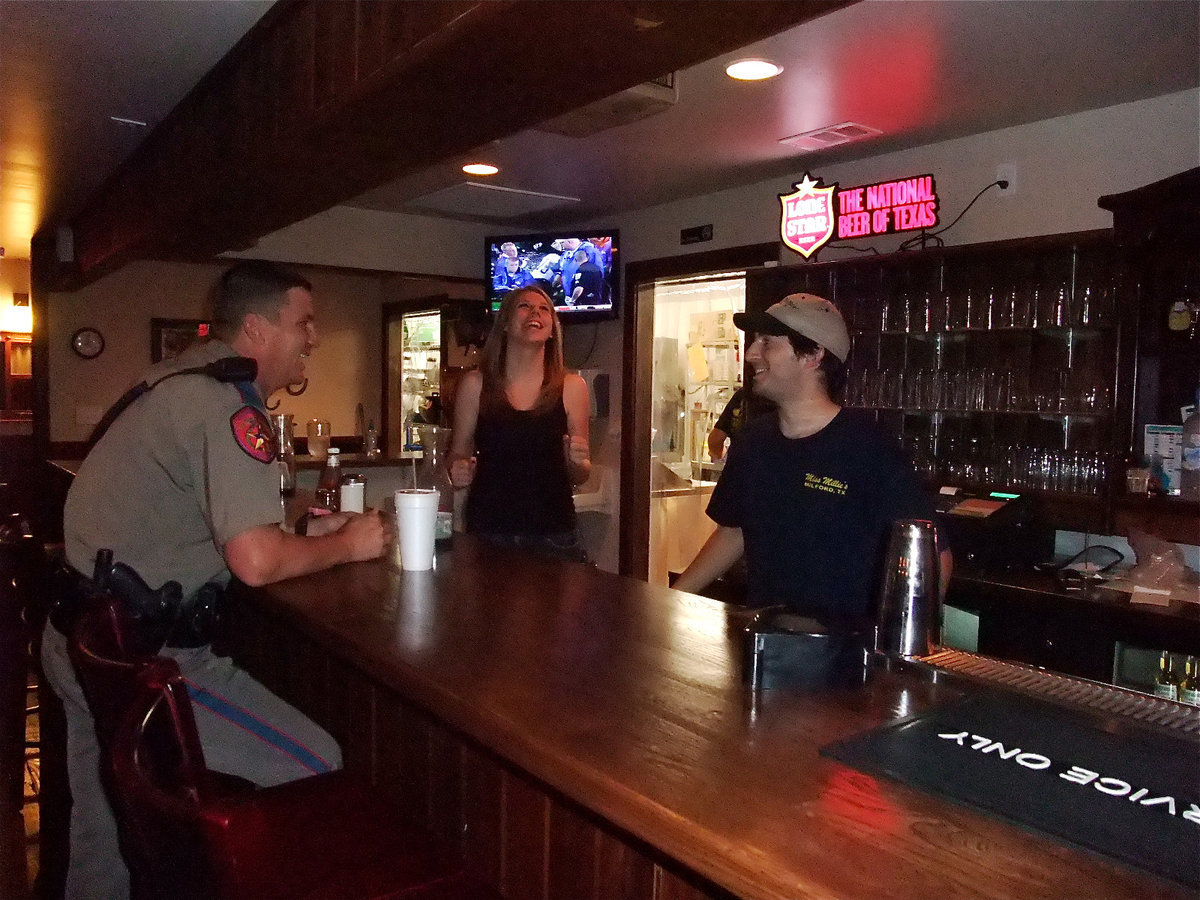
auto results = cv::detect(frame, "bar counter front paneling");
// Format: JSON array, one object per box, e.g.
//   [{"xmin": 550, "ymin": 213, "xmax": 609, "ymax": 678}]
[{"xmin": 225, "ymin": 537, "xmax": 1190, "ymax": 900}]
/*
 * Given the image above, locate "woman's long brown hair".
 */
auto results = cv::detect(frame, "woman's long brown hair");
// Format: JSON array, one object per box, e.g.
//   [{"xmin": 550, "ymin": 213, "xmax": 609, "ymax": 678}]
[{"xmin": 479, "ymin": 285, "xmax": 566, "ymax": 412}]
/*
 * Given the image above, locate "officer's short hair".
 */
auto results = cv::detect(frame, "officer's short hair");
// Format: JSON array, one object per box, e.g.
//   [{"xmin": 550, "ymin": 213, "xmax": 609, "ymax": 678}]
[{"xmin": 211, "ymin": 261, "xmax": 311, "ymax": 341}]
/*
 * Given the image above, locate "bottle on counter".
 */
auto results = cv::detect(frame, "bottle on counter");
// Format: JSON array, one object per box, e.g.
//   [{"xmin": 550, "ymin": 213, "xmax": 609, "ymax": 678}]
[
  {"xmin": 365, "ymin": 420, "xmax": 381, "ymax": 459},
  {"xmin": 313, "ymin": 446, "xmax": 342, "ymax": 514},
  {"xmin": 1180, "ymin": 656, "xmax": 1199, "ymax": 706},
  {"xmin": 1153, "ymin": 650, "xmax": 1179, "ymax": 701},
  {"xmin": 339, "ymin": 473, "xmax": 365, "ymax": 514},
  {"xmin": 417, "ymin": 426, "xmax": 455, "ymax": 547},
  {"xmin": 1181, "ymin": 385, "xmax": 1199, "ymax": 501},
  {"xmin": 272, "ymin": 413, "xmax": 296, "ymax": 496}
]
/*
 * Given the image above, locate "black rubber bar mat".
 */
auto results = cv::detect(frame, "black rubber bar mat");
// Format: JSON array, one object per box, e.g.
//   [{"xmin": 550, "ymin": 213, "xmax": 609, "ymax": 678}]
[{"xmin": 821, "ymin": 692, "xmax": 1200, "ymax": 888}]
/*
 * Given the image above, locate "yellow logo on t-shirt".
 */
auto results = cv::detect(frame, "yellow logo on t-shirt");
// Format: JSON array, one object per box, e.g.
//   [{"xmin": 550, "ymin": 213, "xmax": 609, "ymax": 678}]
[{"xmin": 803, "ymin": 472, "xmax": 847, "ymax": 496}]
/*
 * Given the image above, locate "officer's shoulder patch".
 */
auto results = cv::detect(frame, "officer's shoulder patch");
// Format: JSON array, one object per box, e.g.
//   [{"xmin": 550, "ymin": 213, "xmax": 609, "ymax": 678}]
[{"xmin": 230, "ymin": 406, "xmax": 276, "ymax": 463}]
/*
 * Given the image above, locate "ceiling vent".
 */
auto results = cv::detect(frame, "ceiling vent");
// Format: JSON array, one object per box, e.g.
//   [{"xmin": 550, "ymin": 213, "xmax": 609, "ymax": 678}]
[
  {"xmin": 536, "ymin": 73, "xmax": 677, "ymax": 139},
  {"xmin": 779, "ymin": 121, "xmax": 881, "ymax": 152}
]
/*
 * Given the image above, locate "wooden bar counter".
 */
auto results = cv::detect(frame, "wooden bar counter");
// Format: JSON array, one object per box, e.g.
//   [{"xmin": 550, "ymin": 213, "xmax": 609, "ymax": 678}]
[{"xmin": 225, "ymin": 536, "xmax": 1190, "ymax": 900}]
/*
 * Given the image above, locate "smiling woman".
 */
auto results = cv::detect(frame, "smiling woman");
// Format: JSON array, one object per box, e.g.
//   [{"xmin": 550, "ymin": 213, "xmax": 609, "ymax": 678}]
[{"xmin": 448, "ymin": 285, "xmax": 592, "ymax": 562}]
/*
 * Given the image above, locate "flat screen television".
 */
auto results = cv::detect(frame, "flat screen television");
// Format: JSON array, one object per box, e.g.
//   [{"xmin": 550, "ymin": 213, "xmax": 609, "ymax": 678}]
[{"xmin": 485, "ymin": 230, "xmax": 619, "ymax": 322}]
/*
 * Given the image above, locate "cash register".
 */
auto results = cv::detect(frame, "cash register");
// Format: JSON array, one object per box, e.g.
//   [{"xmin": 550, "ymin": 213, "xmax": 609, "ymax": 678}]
[{"xmin": 932, "ymin": 486, "xmax": 1054, "ymax": 574}]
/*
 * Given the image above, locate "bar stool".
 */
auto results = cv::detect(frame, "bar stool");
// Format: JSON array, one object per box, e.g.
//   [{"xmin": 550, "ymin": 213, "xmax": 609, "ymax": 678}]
[{"xmin": 109, "ymin": 658, "xmax": 499, "ymax": 899}]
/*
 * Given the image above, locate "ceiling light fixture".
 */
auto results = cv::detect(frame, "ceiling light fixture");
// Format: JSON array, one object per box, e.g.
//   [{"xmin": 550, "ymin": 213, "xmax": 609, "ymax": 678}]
[
  {"xmin": 462, "ymin": 163, "xmax": 499, "ymax": 176},
  {"xmin": 725, "ymin": 59, "xmax": 783, "ymax": 81},
  {"xmin": 109, "ymin": 116, "xmax": 148, "ymax": 128}
]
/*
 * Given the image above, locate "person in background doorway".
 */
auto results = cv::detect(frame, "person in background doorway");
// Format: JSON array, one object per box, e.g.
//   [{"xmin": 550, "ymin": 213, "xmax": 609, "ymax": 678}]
[
  {"xmin": 706, "ymin": 383, "xmax": 774, "ymax": 461},
  {"xmin": 448, "ymin": 285, "xmax": 592, "ymax": 562},
  {"xmin": 675, "ymin": 292, "xmax": 951, "ymax": 618}
]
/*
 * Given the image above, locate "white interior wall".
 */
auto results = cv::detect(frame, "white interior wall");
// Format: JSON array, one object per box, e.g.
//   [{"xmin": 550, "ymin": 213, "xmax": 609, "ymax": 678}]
[
  {"xmin": 603, "ymin": 89, "xmax": 1199, "ymax": 265},
  {"xmin": 47, "ymin": 260, "xmax": 390, "ymax": 443}
]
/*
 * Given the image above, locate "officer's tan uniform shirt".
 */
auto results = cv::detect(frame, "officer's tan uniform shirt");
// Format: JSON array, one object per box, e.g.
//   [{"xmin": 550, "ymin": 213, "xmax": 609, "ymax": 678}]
[{"xmin": 65, "ymin": 339, "xmax": 281, "ymax": 597}]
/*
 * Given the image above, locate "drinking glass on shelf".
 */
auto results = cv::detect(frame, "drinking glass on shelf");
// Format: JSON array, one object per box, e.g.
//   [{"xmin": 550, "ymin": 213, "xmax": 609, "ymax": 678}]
[
  {"xmin": 1029, "ymin": 282, "xmax": 1046, "ymax": 328},
  {"xmin": 967, "ymin": 281, "xmax": 994, "ymax": 330},
  {"xmin": 947, "ymin": 284, "xmax": 970, "ymax": 331},
  {"xmin": 903, "ymin": 368, "xmax": 924, "ymax": 409},
  {"xmin": 1046, "ymin": 281, "xmax": 1070, "ymax": 328},
  {"xmin": 926, "ymin": 367, "xmax": 945, "ymax": 410},
  {"xmin": 1033, "ymin": 369, "xmax": 1059, "ymax": 412},
  {"xmin": 890, "ymin": 291, "xmax": 911, "ymax": 332},
  {"xmin": 992, "ymin": 283, "xmax": 1015, "ymax": 329},
  {"xmin": 307, "ymin": 419, "xmax": 332, "ymax": 460},
  {"xmin": 928, "ymin": 290, "xmax": 949, "ymax": 333},
  {"xmin": 880, "ymin": 369, "xmax": 903, "ymax": 408},
  {"xmin": 1010, "ymin": 281, "xmax": 1033, "ymax": 328},
  {"xmin": 1075, "ymin": 266, "xmax": 1116, "ymax": 326},
  {"xmin": 967, "ymin": 369, "xmax": 988, "ymax": 412},
  {"xmin": 910, "ymin": 290, "xmax": 931, "ymax": 333},
  {"xmin": 988, "ymin": 369, "xmax": 1012, "ymax": 411}
]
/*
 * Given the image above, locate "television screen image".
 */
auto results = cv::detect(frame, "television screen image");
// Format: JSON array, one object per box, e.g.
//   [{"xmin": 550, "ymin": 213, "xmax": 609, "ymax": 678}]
[{"xmin": 486, "ymin": 231, "xmax": 619, "ymax": 320}]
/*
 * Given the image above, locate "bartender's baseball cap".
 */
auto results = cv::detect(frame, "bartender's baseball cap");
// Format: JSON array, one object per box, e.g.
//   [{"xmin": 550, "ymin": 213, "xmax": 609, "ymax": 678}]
[{"xmin": 732, "ymin": 293, "xmax": 850, "ymax": 363}]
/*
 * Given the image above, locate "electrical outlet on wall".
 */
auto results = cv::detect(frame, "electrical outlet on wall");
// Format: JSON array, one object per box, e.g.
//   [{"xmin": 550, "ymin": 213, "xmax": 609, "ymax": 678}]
[{"xmin": 996, "ymin": 164, "xmax": 1018, "ymax": 196}]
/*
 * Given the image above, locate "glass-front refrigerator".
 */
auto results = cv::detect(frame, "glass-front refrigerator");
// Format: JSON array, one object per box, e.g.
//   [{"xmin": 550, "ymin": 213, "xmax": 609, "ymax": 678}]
[{"xmin": 395, "ymin": 310, "xmax": 441, "ymax": 450}]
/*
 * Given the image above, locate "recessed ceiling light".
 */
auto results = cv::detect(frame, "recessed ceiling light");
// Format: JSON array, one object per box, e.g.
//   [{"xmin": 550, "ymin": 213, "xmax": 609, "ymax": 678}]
[
  {"xmin": 462, "ymin": 163, "xmax": 499, "ymax": 176},
  {"xmin": 725, "ymin": 59, "xmax": 783, "ymax": 81}
]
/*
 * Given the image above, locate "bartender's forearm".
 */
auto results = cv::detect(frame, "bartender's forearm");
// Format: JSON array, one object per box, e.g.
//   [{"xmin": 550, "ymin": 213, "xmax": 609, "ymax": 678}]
[{"xmin": 674, "ymin": 526, "xmax": 744, "ymax": 595}]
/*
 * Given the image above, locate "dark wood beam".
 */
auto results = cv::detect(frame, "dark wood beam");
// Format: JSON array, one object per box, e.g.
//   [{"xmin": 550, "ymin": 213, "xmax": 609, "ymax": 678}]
[{"xmin": 47, "ymin": 0, "xmax": 854, "ymax": 287}]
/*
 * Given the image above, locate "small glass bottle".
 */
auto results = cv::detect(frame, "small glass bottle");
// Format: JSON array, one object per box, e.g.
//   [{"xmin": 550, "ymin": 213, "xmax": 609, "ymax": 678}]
[
  {"xmin": 339, "ymin": 472, "xmax": 365, "ymax": 514},
  {"xmin": 1153, "ymin": 650, "xmax": 1179, "ymax": 701},
  {"xmin": 272, "ymin": 413, "xmax": 296, "ymax": 496},
  {"xmin": 1179, "ymin": 656, "xmax": 1200, "ymax": 706},
  {"xmin": 365, "ymin": 420, "xmax": 381, "ymax": 459},
  {"xmin": 313, "ymin": 446, "xmax": 342, "ymax": 513}
]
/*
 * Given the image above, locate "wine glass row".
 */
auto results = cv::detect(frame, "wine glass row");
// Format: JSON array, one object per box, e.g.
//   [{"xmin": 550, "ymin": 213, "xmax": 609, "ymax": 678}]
[{"xmin": 845, "ymin": 366, "xmax": 1111, "ymax": 415}]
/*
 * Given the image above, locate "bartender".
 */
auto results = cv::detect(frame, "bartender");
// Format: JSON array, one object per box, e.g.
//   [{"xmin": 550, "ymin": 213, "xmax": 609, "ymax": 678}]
[{"xmin": 674, "ymin": 292, "xmax": 951, "ymax": 619}]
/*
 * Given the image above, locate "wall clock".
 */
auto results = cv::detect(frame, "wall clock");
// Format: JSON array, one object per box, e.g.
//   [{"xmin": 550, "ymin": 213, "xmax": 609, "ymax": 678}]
[{"xmin": 71, "ymin": 326, "xmax": 105, "ymax": 359}]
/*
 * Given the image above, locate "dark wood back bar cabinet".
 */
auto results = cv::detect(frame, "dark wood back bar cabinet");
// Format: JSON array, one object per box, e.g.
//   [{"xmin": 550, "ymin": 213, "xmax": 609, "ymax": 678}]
[{"xmin": 745, "ymin": 222, "xmax": 1197, "ymax": 544}]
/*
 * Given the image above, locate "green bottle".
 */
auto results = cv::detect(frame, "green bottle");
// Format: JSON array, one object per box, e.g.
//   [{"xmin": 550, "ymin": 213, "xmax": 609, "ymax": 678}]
[
  {"xmin": 1154, "ymin": 650, "xmax": 1179, "ymax": 701},
  {"xmin": 1180, "ymin": 656, "xmax": 1199, "ymax": 706}
]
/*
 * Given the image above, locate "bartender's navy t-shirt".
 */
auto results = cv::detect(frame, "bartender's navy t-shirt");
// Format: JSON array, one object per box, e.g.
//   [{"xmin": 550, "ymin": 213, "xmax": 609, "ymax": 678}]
[{"xmin": 706, "ymin": 408, "xmax": 938, "ymax": 619}]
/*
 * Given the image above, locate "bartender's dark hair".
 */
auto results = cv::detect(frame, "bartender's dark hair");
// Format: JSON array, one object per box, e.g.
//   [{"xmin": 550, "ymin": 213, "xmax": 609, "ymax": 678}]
[
  {"xmin": 480, "ymin": 285, "xmax": 565, "ymax": 412},
  {"xmin": 210, "ymin": 260, "xmax": 311, "ymax": 342},
  {"xmin": 785, "ymin": 331, "xmax": 848, "ymax": 398}
]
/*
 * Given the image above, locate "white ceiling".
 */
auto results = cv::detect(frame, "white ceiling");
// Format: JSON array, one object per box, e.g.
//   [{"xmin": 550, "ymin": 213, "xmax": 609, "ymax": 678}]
[{"xmin": 1, "ymin": 1, "xmax": 1197, "ymax": 260}]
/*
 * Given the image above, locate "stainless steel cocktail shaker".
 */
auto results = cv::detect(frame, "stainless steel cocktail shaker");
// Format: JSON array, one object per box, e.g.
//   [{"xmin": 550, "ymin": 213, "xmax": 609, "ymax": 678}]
[{"xmin": 876, "ymin": 519, "xmax": 940, "ymax": 658}]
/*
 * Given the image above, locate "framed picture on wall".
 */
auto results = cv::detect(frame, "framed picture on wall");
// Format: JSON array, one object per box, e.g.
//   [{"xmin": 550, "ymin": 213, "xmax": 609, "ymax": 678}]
[{"xmin": 151, "ymin": 318, "xmax": 211, "ymax": 363}]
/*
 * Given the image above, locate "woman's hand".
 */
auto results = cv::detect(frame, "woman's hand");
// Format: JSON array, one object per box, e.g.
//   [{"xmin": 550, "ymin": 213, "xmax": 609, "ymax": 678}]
[
  {"xmin": 563, "ymin": 434, "xmax": 591, "ymax": 484},
  {"xmin": 449, "ymin": 455, "xmax": 477, "ymax": 488}
]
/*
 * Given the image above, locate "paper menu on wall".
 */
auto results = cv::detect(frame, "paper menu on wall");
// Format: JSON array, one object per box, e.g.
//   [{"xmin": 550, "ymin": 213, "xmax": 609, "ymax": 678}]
[{"xmin": 1145, "ymin": 424, "xmax": 1183, "ymax": 495}]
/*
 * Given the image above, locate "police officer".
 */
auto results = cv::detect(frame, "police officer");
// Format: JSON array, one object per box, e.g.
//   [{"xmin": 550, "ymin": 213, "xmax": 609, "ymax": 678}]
[{"xmin": 41, "ymin": 260, "xmax": 390, "ymax": 899}]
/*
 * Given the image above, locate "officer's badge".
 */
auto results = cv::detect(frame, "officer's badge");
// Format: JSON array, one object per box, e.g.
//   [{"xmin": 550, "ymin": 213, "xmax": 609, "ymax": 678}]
[{"xmin": 230, "ymin": 406, "xmax": 276, "ymax": 463}]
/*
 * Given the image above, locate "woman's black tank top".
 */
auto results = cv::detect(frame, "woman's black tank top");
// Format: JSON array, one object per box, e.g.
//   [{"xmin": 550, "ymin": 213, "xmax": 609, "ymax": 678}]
[{"xmin": 464, "ymin": 389, "xmax": 575, "ymax": 535}]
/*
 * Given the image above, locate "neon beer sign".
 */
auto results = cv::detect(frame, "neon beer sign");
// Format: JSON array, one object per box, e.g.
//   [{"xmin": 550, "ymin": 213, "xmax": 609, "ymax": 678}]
[
  {"xmin": 779, "ymin": 172, "xmax": 940, "ymax": 258},
  {"xmin": 779, "ymin": 174, "xmax": 835, "ymax": 258}
]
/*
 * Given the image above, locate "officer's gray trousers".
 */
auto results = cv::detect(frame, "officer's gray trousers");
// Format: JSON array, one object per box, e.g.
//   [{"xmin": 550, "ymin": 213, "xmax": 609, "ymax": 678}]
[{"xmin": 41, "ymin": 621, "xmax": 343, "ymax": 900}]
